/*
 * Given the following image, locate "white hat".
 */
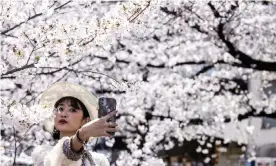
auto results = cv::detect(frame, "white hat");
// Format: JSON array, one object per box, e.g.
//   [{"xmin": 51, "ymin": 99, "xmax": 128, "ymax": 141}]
[{"xmin": 39, "ymin": 82, "xmax": 98, "ymax": 132}]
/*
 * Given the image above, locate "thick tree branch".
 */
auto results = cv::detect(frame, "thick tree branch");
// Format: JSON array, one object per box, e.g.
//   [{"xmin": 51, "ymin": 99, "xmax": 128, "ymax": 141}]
[
  {"xmin": 207, "ymin": 2, "xmax": 222, "ymax": 18},
  {"xmin": 162, "ymin": 3, "xmax": 276, "ymax": 72},
  {"xmin": 205, "ymin": 3, "xmax": 276, "ymax": 72},
  {"xmin": 93, "ymin": 55, "xmax": 249, "ymax": 70},
  {"xmin": 216, "ymin": 23, "xmax": 276, "ymax": 72}
]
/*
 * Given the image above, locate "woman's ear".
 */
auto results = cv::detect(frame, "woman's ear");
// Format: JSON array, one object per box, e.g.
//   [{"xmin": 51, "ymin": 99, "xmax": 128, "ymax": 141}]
[
  {"xmin": 82, "ymin": 117, "xmax": 91, "ymax": 125},
  {"xmin": 86, "ymin": 117, "xmax": 91, "ymax": 123}
]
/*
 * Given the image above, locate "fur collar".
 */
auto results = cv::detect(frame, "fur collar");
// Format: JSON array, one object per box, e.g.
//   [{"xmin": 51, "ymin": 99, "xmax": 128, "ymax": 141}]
[{"xmin": 31, "ymin": 137, "xmax": 110, "ymax": 166}]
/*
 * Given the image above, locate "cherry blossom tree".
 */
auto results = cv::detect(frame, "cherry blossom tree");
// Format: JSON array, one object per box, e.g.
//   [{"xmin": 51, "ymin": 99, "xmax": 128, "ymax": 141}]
[{"xmin": 1, "ymin": 0, "xmax": 276, "ymax": 165}]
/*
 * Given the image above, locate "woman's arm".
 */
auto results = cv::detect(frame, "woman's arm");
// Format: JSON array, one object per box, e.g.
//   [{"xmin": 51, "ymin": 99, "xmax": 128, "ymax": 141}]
[{"xmin": 71, "ymin": 130, "xmax": 85, "ymax": 152}]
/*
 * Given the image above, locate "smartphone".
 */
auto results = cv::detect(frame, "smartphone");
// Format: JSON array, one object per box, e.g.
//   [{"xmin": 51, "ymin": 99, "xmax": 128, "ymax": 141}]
[{"xmin": 98, "ymin": 97, "xmax": 117, "ymax": 136}]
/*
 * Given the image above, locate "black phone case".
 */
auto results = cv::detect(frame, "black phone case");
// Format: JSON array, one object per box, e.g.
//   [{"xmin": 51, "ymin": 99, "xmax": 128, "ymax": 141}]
[{"xmin": 98, "ymin": 97, "xmax": 117, "ymax": 136}]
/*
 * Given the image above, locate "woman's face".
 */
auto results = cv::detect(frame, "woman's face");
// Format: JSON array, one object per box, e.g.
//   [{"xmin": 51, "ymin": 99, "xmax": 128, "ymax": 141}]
[{"xmin": 54, "ymin": 99, "xmax": 87, "ymax": 136}]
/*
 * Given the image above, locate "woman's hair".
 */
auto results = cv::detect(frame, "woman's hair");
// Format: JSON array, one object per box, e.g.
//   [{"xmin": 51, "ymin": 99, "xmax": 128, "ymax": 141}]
[{"xmin": 52, "ymin": 96, "xmax": 90, "ymax": 140}]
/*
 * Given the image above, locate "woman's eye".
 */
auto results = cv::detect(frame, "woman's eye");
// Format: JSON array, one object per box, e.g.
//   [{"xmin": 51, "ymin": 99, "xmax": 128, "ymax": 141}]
[
  {"xmin": 69, "ymin": 109, "xmax": 76, "ymax": 112},
  {"xmin": 57, "ymin": 107, "xmax": 64, "ymax": 112}
]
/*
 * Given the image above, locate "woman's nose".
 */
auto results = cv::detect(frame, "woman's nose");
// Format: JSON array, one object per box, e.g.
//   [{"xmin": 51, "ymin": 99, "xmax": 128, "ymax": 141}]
[
  {"xmin": 60, "ymin": 113, "xmax": 67, "ymax": 118},
  {"xmin": 59, "ymin": 109, "xmax": 68, "ymax": 118}
]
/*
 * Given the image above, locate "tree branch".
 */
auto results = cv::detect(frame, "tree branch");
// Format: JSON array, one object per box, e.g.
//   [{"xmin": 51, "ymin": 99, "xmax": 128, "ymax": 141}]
[
  {"xmin": 192, "ymin": 64, "xmax": 214, "ymax": 78},
  {"xmin": 93, "ymin": 55, "xmax": 246, "ymax": 69},
  {"xmin": 207, "ymin": 2, "xmax": 222, "ymax": 18},
  {"xmin": 128, "ymin": 0, "xmax": 151, "ymax": 23},
  {"xmin": 1, "ymin": 63, "xmax": 35, "ymax": 77},
  {"xmin": 1, "ymin": 0, "xmax": 72, "ymax": 35},
  {"xmin": 216, "ymin": 23, "xmax": 276, "ymax": 72},
  {"xmin": 1, "ymin": 13, "xmax": 42, "ymax": 35},
  {"xmin": 204, "ymin": 3, "xmax": 276, "ymax": 72},
  {"xmin": 162, "ymin": 3, "xmax": 276, "ymax": 72}
]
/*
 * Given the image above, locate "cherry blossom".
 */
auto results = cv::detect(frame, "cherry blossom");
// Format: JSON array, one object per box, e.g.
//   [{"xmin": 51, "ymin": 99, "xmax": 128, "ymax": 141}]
[{"xmin": 1, "ymin": 0, "xmax": 276, "ymax": 165}]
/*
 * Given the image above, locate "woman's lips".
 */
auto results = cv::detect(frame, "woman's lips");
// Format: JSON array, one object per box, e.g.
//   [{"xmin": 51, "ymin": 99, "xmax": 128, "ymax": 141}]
[{"xmin": 58, "ymin": 119, "xmax": 68, "ymax": 124}]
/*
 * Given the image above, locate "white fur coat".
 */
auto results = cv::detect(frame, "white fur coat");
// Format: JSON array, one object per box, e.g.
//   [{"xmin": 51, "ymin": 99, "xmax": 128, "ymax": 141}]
[{"xmin": 31, "ymin": 137, "xmax": 110, "ymax": 166}]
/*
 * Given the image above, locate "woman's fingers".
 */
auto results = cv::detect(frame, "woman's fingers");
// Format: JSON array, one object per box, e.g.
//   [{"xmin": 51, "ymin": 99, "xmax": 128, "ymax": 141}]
[
  {"xmin": 91, "ymin": 111, "xmax": 118, "ymax": 138},
  {"xmin": 103, "ymin": 110, "xmax": 118, "ymax": 120},
  {"xmin": 106, "ymin": 126, "xmax": 119, "ymax": 132},
  {"xmin": 104, "ymin": 122, "xmax": 118, "ymax": 128}
]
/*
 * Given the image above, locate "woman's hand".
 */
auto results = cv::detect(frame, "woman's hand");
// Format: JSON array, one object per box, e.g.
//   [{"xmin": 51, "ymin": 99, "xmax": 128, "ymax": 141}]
[{"xmin": 79, "ymin": 111, "xmax": 119, "ymax": 140}]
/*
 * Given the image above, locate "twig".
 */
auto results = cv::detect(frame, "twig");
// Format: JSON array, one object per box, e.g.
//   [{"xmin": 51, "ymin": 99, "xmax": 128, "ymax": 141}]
[
  {"xmin": 25, "ymin": 47, "xmax": 36, "ymax": 65},
  {"xmin": 15, "ymin": 124, "xmax": 37, "ymax": 149},
  {"xmin": 128, "ymin": 1, "xmax": 151, "ymax": 22},
  {"xmin": 49, "ymin": 1, "xmax": 57, "ymax": 8},
  {"xmin": 23, "ymin": 32, "xmax": 35, "ymax": 47},
  {"xmin": 37, "ymin": 65, "xmax": 120, "ymax": 85},
  {"xmin": 54, "ymin": 0, "xmax": 72, "ymax": 11}
]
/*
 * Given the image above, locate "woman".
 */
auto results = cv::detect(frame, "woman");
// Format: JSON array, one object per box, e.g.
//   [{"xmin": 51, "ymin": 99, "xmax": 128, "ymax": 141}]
[{"xmin": 31, "ymin": 82, "xmax": 119, "ymax": 166}]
